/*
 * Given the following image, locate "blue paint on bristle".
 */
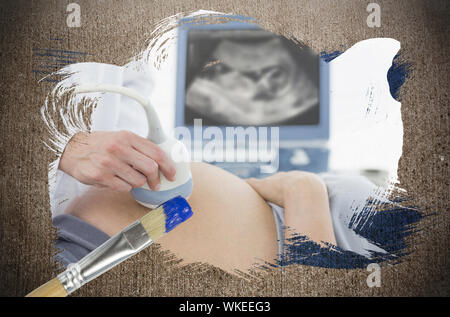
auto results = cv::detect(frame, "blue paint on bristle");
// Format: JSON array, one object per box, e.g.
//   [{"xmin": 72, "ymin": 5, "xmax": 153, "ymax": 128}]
[{"xmin": 161, "ymin": 196, "xmax": 193, "ymax": 233}]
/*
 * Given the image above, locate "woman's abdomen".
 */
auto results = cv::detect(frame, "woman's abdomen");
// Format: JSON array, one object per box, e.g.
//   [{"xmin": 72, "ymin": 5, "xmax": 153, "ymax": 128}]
[
  {"xmin": 65, "ymin": 162, "xmax": 278, "ymax": 273},
  {"xmin": 158, "ymin": 162, "xmax": 279, "ymax": 273}
]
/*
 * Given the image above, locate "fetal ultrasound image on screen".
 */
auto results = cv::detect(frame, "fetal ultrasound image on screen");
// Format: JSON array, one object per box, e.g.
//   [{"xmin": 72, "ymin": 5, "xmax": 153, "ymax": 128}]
[{"xmin": 184, "ymin": 29, "xmax": 320, "ymax": 126}]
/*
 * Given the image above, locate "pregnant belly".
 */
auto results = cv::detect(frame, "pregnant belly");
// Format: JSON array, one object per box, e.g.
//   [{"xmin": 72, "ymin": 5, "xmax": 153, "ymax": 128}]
[
  {"xmin": 159, "ymin": 162, "xmax": 278, "ymax": 273},
  {"xmin": 64, "ymin": 162, "xmax": 278, "ymax": 273}
]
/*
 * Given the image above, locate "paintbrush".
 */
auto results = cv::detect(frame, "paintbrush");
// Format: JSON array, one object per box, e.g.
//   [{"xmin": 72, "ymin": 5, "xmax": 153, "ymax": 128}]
[{"xmin": 26, "ymin": 196, "xmax": 193, "ymax": 297}]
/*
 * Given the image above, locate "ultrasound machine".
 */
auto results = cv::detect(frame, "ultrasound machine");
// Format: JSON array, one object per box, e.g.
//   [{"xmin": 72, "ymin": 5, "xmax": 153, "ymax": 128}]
[{"xmin": 175, "ymin": 16, "xmax": 330, "ymax": 178}]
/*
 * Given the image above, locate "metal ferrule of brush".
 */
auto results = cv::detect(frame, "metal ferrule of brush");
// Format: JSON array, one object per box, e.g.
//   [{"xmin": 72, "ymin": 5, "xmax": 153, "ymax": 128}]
[{"xmin": 57, "ymin": 220, "xmax": 153, "ymax": 295}]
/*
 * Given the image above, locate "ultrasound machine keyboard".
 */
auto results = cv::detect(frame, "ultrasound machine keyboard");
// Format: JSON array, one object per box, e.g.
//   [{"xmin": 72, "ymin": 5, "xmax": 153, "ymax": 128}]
[{"xmin": 209, "ymin": 147, "xmax": 329, "ymax": 179}]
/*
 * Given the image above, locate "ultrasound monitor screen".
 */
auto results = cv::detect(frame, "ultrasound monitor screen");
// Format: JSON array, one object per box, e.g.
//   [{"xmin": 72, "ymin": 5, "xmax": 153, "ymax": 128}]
[{"xmin": 184, "ymin": 29, "xmax": 319, "ymax": 126}]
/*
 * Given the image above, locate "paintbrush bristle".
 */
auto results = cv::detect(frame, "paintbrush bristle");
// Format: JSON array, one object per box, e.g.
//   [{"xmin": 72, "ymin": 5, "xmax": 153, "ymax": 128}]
[{"xmin": 140, "ymin": 196, "xmax": 193, "ymax": 241}]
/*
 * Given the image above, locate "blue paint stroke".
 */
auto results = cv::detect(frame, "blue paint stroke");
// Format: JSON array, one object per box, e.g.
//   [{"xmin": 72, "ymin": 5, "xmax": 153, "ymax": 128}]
[
  {"xmin": 53, "ymin": 59, "xmax": 76, "ymax": 64},
  {"xmin": 35, "ymin": 63, "xmax": 75, "ymax": 68},
  {"xmin": 278, "ymin": 237, "xmax": 382, "ymax": 269},
  {"xmin": 320, "ymin": 50, "xmax": 342, "ymax": 62},
  {"xmin": 349, "ymin": 199, "xmax": 423, "ymax": 254},
  {"xmin": 32, "ymin": 45, "xmax": 92, "ymax": 83},
  {"xmin": 33, "ymin": 48, "xmax": 93, "ymax": 56},
  {"xmin": 33, "ymin": 53, "xmax": 79, "ymax": 60},
  {"xmin": 320, "ymin": 50, "xmax": 411, "ymax": 102},
  {"xmin": 276, "ymin": 198, "xmax": 424, "ymax": 269},
  {"xmin": 387, "ymin": 54, "xmax": 411, "ymax": 101},
  {"xmin": 34, "ymin": 58, "xmax": 75, "ymax": 65}
]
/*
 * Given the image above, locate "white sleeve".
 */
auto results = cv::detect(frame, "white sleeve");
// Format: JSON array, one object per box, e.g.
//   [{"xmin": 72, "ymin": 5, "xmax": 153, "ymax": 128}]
[{"xmin": 48, "ymin": 63, "xmax": 154, "ymax": 217}]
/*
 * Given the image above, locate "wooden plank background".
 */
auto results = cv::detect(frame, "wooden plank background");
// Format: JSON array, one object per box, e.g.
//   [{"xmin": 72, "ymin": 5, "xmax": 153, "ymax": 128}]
[{"xmin": 0, "ymin": 0, "xmax": 448, "ymax": 296}]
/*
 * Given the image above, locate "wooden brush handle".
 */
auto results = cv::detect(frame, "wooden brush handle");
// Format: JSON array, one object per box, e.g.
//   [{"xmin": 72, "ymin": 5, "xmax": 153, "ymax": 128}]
[{"xmin": 26, "ymin": 277, "xmax": 68, "ymax": 297}]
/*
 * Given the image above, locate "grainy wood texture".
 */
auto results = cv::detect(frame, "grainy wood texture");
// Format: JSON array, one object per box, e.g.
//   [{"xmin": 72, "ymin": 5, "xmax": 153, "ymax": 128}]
[{"xmin": 0, "ymin": 0, "xmax": 448, "ymax": 296}]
